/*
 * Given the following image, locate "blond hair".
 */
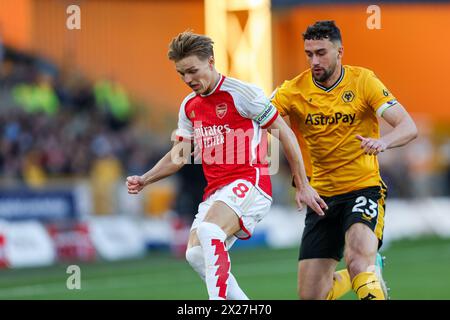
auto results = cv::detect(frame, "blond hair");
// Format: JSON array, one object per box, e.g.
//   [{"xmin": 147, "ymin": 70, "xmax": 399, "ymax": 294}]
[{"xmin": 168, "ymin": 31, "xmax": 214, "ymax": 62}]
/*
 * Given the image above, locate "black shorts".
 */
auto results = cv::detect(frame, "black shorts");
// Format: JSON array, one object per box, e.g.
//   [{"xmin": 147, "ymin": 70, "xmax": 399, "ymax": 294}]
[{"xmin": 299, "ymin": 185, "xmax": 387, "ymax": 261}]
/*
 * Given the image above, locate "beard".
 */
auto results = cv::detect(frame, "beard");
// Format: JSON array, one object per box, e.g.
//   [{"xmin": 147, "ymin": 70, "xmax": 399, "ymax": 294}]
[{"xmin": 313, "ymin": 63, "xmax": 337, "ymax": 83}]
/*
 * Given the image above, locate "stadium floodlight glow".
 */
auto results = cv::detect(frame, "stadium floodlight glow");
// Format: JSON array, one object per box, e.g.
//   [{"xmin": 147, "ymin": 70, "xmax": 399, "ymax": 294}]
[{"xmin": 205, "ymin": 0, "xmax": 273, "ymax": 97}]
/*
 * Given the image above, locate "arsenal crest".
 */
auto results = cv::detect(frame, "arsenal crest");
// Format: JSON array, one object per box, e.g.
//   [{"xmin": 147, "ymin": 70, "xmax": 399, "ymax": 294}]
[{"xmin": 216, "ymin": 103, "xmax": 227, "ymax": 119}]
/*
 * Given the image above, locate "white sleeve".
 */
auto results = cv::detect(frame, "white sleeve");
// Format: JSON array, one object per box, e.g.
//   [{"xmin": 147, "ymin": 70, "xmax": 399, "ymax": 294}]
[
  {"xmin": 174, "ymin": 95, "xmax": 194, "ymax": 141},
  {"xmin": 224, "ymin": 79, "xmax": 279, "ymax": 128}
]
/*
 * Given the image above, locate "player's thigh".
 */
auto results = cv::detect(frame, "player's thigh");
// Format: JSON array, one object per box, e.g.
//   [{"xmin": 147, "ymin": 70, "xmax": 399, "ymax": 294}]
[
  {"xmin": 298, "ymin": 258, "xmax": 338, "ymax": 299},
  {"xmin": 344, "ymin": 222, "xmax": 378, "ymax": 262},
  {"xmin": 343, "ymin": 186, "xmax": 386, "ymax": 249},
  {"xmin": 203, "ymin": 200, "xmax": 241, "ymax": 237},
  {"xmin": 343, "ymin": 186, "xmax": 386, "ymax": 262},
  {"xmin": 298, "ymin": 205, "xmax": 343, "ymax": 299},
  {"xmin": 189, "ymin": 205, "xmax": 239, "ymax": 245},
  {"xmin": 299, "ymin": 206, "xmax": 345, "ymax": 261},
  {"xmin": 205, "ymin": 179, "xmax": 271, "ymax": 239},
  {"xmin": 189, "ymin": 200, "xmax": 239, "ymax": 250}
]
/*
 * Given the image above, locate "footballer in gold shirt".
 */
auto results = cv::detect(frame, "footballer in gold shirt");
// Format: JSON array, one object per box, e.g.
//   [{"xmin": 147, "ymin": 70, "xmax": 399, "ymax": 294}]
[
  {"xmin": 272, "ymin": 64, "xmax": 397, "ymax": 197},
  {"xmin": 272, "ymin": 20, "xmax": 418, "ymax": 301}
]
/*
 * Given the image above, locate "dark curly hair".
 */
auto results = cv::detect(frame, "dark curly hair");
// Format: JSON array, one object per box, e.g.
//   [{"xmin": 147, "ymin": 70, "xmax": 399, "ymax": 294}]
[{"xmin": 303, "ymin": 20, "xmax": 342, "ymax": 44}]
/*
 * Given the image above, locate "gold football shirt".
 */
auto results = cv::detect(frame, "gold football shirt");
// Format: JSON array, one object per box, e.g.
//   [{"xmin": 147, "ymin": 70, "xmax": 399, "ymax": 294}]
[{"xmin": 272, "ymin": 65, "xmax": 397, "ymax": 196}]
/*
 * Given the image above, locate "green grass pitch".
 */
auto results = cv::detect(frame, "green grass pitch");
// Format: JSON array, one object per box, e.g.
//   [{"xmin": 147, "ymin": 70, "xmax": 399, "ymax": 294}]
[{"xmin": 0, "ymin": 237, "xmax": 449, "ymax": 300}]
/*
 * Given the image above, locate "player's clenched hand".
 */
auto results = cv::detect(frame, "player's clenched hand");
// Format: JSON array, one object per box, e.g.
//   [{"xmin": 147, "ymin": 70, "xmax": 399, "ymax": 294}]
[
  {"xmin": 356, "ymin": 135, "xmax": 387, "ymax": 156},
  {"xmin": 295, "ymin": 184, "xmax": 328, "ymax": 216},
  {"xmin": 126, "ymin": 175, "xmax": 145, "ymax": 194}
]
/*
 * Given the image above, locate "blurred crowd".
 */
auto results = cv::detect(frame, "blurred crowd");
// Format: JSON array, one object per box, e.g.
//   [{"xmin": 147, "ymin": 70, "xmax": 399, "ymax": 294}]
[
  {"xmin": 378, "ymin": 119, "xmax": 450, "ymax": 198},
  {"xmin": 0, "ymin": 47, "xmax": 166, "ymax": 186},
  {"xmin": 1, "ymin": 45, "xmax": 450, "ymax": 219},
  {"xmin": 0, "ymin": 46, "xmax": 206, "ymax": 219}
]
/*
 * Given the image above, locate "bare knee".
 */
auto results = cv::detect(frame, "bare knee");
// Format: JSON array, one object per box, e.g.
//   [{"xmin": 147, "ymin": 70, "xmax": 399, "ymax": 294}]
[
  {"xmin": 345, "ymin": 223, "xmax": 378, "ymax": 279},
  {"xmin": 297, "ymin": 259, "xmax": 335, "ymax": 300},
  {"xmin": 298, "ymin": 284, "xmax": 331, "ymax": 300},
  {"xmin": 345, "ymin": 247, "xmax": 376, "ymax": 279},
  {"xmin": 346, "ymin": 256, "xmax": 367, "ymax": 279}
]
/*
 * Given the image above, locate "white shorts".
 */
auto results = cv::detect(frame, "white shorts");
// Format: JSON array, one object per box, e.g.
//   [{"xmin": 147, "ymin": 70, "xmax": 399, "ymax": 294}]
[{"xmin": 191, "ymin": 179, "xmax": 272, "ymax": 248}]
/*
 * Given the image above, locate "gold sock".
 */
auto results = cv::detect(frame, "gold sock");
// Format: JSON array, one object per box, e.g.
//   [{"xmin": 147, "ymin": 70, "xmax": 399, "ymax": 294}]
[
  {"xmin": 326, "ymin": 269, "xmax": 352, "ymax": 300},
  {"xmin": 352, "ymin": 271, "xmax": 386, "ymax": 300}
]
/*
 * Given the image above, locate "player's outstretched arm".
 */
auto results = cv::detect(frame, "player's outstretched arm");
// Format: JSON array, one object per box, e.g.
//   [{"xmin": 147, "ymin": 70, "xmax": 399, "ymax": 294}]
[
  {"xmin": 356, "ymin": 104, "xmax": 418, "ymax": 155},
  {"xmin": 126, "ymin": 140, "xmax": 191, "ymax": 194},
  {"xmin": 267, "ymin": 116, "xmax": 328, "ymax": 216}
]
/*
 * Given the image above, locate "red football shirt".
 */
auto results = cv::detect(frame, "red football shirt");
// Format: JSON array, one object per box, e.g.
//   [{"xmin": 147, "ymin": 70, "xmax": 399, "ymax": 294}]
[{"xmin": 175, "ymin": 75, "xmax": 279, "ymax": 200}]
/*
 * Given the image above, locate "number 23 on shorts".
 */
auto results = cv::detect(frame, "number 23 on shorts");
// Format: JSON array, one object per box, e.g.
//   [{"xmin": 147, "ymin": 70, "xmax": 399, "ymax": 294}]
[{"xmin": 352, "ymin": 195, "xmax": 378, "ymax": 218}]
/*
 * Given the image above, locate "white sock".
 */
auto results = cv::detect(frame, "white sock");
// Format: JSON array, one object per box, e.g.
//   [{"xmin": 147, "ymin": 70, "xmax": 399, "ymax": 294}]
[
  {"xmin": 186, "ymin": 245, "xmax": 248, "ymax": 300},
  {"xmin": 197, "ymin": 222, "xmax": 244, "ymax": 300}
]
